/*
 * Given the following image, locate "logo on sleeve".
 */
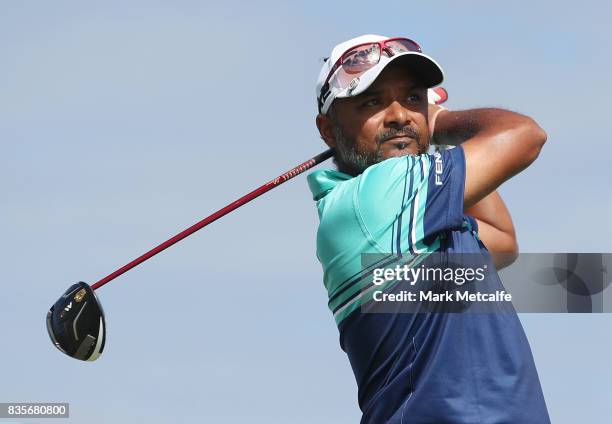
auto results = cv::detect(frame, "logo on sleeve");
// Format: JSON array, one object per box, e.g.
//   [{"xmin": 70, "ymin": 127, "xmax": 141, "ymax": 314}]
[{"xmin": 434, "ymin": 152, "xmax": 443, "ymax": 186}]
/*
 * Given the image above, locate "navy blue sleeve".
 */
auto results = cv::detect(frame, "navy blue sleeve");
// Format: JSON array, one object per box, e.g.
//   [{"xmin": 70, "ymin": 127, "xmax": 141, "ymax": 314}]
[{"xmin": 423, "ymin": 146, "xmax": 466, "ymax": 241}]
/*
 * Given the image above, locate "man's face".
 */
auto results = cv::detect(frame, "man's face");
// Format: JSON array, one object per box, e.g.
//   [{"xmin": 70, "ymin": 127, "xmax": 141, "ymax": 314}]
[{"xmin": 316, "ymin": 62, "xmax": 430, "ymax": 175}]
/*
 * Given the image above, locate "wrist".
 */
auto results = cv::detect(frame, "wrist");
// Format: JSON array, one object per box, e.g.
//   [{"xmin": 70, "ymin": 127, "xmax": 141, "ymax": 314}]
[{"xmin": 429, "ymin": 107, "xmax": 449, "ymax": 145}]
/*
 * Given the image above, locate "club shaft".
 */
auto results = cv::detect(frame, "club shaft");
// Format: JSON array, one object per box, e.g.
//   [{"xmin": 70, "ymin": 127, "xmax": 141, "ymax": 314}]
[{"xmin": 91, "ymin": 149, "xmax": 334, "ymax": 290}]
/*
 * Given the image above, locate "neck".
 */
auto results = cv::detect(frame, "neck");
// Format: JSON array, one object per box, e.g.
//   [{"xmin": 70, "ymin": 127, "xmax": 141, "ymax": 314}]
[{"xmin": 334, "ymin": 157, "xmax": 362, "ymax": 177}]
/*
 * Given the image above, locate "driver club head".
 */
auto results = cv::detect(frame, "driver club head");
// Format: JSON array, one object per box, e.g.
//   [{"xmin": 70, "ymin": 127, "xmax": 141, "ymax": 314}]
[{"xmin": 46, "ymin": 282, "xmax": 106, "ymax": 361}]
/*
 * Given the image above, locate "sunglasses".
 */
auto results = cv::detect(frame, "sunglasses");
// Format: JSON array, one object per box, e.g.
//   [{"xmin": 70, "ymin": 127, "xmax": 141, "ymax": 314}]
[{"xmin": 318, "ymin": 37, "xmax": 422, "ymax": 112}]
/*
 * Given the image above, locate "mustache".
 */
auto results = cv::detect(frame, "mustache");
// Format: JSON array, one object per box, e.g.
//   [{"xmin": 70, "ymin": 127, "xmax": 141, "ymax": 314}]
[{"xmin": 376, "ymin": 126, "xmax": 422, "ymax": 144}]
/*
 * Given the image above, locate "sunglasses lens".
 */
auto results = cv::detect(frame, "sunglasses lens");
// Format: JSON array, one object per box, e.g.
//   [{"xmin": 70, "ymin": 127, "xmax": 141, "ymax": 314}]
[
  {"xmin": 326, "ymin": 43, "xmax": 380, "ymax": 94},
  {"xmin": 386, "ymin": 38, "xmax": 421, "ymax": 54},
  {"xmin": 342, "ymin": 43, "xmax": 381, "ymax": 74}
]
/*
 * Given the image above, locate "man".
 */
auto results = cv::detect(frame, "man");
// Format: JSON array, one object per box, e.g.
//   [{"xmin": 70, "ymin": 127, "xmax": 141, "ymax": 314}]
[{"xmin": 308, "ymin": 34, "xmax": 550, "ymax": 423}]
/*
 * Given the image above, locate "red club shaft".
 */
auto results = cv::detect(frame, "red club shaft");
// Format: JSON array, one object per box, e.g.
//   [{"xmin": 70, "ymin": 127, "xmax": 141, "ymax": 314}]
[{"xmin": 91, "ymin": 149, "xmax": 334, "ymax": 290}]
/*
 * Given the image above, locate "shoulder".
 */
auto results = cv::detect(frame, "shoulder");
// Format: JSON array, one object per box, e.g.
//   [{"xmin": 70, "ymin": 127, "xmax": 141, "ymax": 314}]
[{"xmin": 307, "ymin": 169, "xmax": 353, "ymax": 201}]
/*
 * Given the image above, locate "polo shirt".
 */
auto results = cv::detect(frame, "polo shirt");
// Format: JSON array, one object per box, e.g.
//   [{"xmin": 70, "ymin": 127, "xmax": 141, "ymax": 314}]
[{"xmin": 307, "ymin": 147, "xmax": 550, "ymax": 424}]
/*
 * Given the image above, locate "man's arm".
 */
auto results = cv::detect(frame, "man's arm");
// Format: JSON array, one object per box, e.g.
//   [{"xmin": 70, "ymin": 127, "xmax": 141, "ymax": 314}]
[
  {"xmin": 465, "ymin": 191, "xmax": 518, "ymax": 269},
  {"xmin": 431, "ymin": 108, "xmax": 547, "ymax": 209}
]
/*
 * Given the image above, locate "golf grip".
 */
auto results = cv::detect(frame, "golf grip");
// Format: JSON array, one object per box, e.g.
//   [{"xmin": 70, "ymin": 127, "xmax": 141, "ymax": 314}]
[{"xmin": 91, "ymin": 149, "xmax": 334, "ymax": 290}]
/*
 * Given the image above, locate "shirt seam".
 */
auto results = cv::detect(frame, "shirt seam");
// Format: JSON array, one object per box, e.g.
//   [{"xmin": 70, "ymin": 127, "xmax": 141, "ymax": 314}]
[
  {"xmin": 444, "ymin": 146, "xmax": 466, "ymax": 229},
  {"xmin": 353, "ymin": 177, "xmax": 390, "ymax": 254},
  {"xmin": 445, "ymin": 151, "xmax": 454, "ymax": 227}
]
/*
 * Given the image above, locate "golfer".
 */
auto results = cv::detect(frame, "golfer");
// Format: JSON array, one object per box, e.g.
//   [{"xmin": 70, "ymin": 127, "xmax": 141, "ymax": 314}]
[{"xmin": 308, "ymin": 34, "xmax": 550, "ymax": 423}]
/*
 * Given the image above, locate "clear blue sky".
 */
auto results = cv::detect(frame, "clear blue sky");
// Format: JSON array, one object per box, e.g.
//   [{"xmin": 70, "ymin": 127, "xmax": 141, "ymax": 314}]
[{"xmin": 1, "ymin": 1, "xmax": 611, "ymax": 423}]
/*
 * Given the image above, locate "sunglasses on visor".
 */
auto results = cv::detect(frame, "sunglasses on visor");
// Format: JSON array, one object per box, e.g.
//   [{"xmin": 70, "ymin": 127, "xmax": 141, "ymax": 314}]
[{"xmin": 318, "ymin": 37, "xmax": 422, "ymax": 112}]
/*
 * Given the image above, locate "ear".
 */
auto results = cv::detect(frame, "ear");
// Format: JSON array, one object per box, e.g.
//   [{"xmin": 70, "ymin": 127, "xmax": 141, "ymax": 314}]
[{"xmin": 316, "ymin": 113, "xmax": 337, "ymax": 149}]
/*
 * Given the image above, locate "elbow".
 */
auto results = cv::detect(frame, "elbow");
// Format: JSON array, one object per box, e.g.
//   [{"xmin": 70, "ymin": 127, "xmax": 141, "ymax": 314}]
[
  {"xmin": 493, "ymin": 252, "xmax": 518, "ymax": 271},
  {"xmin": 486, "ymin": 231, "xmax": 519, "ymax": 270},
  {"xmin": 506, "ymin": 239, "xmax": 519, "ymax": 266},
  {"xmin": 491, "ymin": 240, "xmax": 519, "ymax": 270},
  {"xmin": 511, "ymin": 117, "xmax": 547, "ymax": 168},
  {"xmin": 529, "ymin": 119, "xmax": 548, "ymax": 155}
]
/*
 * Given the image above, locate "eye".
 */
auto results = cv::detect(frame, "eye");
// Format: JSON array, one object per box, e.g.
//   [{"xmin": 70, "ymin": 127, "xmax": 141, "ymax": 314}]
[
  {"xmin": 406, "ymin": 93, "xmax": 420, "ymax": 102},
  {"xmin": 361, "ymin": 98, "xmax": 381, "ymax": 107}
]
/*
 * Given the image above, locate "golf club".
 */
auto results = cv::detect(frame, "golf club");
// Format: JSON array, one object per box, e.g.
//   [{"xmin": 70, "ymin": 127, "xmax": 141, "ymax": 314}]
[{"xmin": 46, "ymin": 149, "xmax": 334, "ymax": 361}]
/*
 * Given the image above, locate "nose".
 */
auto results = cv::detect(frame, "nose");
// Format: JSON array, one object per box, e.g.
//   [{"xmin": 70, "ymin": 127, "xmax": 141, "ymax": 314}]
[{"xmin": 383, "ymin": 100, "xmax": 412, "ymax": 129}]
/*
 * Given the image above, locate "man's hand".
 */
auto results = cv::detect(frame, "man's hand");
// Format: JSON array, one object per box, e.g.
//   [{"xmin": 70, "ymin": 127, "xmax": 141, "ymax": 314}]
[
  {"xmin": 432, "ymin": 108, "xmax": 547, "ymax": 209},
  {"xmin": 428, "ymin": 103, "xmax": 446, "ymax": 141}
]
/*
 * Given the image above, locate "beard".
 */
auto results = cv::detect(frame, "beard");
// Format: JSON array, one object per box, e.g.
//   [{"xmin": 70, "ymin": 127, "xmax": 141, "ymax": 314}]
[
  {"xmin": 332, "ymin": 123, "xmax": 426, "ymax": 176},
  {"xmin": 333, "ymin": 125, "xmax": 383, "ymax": 176}
]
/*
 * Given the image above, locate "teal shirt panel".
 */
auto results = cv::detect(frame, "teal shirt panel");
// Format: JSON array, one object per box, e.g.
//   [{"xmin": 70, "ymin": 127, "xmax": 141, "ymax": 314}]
[{"xmin": 307, "ymin": 148, "xmax": 466, "ymax": 324}]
